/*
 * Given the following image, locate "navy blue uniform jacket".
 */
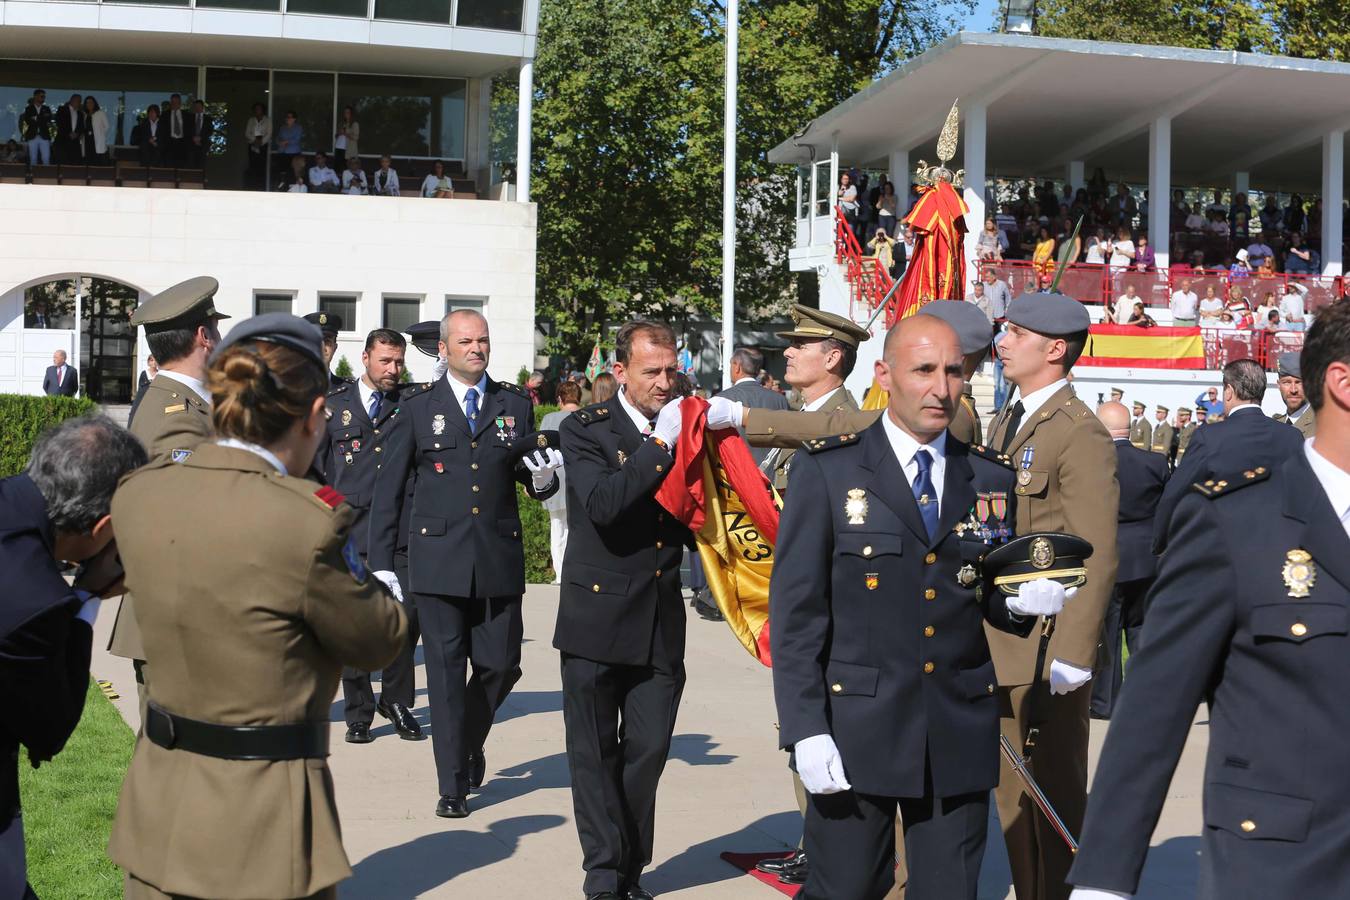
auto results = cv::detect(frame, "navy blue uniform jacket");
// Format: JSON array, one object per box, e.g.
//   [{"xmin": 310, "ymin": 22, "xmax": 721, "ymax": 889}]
[{"xmin": 1113, "ymin": 440, "xmax": 1168, "ymax": 583}]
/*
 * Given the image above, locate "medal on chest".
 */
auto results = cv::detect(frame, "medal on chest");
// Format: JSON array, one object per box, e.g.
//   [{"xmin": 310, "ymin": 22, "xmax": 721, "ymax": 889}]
[
  {"xmin": 432, "ymin": 413, "xmax": 446, "ymax": 435},
  {"xmin": 1283, "ymin": 549, "xmax": 1316, "ymax": 598},
  {"xmin": 844, "ymin": 488, "xmax": 869, "ymax": 525},
  {"xmin": 495, "ymin": 415, "xmax": 517, "ymax": 441},
  {"xmin": 341, "ymin": 409, "xmax": 352, "ymax": 426}
]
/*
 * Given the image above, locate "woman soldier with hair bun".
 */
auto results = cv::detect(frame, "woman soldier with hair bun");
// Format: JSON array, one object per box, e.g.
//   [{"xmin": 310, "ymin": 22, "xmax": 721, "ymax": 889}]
[{"xmin": 108, "ymin": 313, "xmax": 407, "ymax": 900}]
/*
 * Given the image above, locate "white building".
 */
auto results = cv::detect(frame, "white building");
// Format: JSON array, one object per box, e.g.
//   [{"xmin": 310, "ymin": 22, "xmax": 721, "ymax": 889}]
[{"xmin": 0, "ymin": 0, "xmax": 541, "ymax": 400}]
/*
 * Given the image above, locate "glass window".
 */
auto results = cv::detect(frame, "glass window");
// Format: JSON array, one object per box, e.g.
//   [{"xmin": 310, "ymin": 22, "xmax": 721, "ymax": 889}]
[
  {"xmin": 446, "ymin": 296, "xmax": 487, "ymax": 314},
  {"xmin": 271, "ymin": 71, "xmax": 335, "ymax": 156},
  {"xmin": 103, "ymin": 0, "xmax": 188, "ymax": 5},
  {"xmin": 338, "ymin": 74, "xmax": 466, "ymax": 160},
  {"xmin": 24, "ymin": 280, "xmax": 76, "ymax": 330},
  {"xmin": 383, "ymin": 296, "xmax": 422, "ymax": 333},
  {"xmin": 196, "ymin": 0, "xmax": 280, "ymax": 9},
  {"xmin": 456, "ymin": 0, "xmax": 524, "ymax": 31},
  {"xmin": 254, "ymin": 292, "xmax": 293, "ymax": 316},
  {"xmin": 320, "ymin": 293, "xmax": 359, "ymax": 332},
  {"xmin": 375, "ymin": 0, "xmax": 451, "ymax": 25},
  {"xmin": 287, "ymin": 0, "xmax": 369, "ymax": 15},
  {"xmin": 0, "ymin": 60, "xmax": 196, "ymax": 148}
]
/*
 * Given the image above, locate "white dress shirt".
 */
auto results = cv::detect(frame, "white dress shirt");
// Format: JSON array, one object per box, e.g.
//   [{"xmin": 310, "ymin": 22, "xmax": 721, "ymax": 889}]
[
  {"xmin": 1012, "ymin": 377, "xmax": 1068, "ymax": 424},
  {"xmin": 169, "ymin": 107, "xmax": 183, "ymax": 139},
  {"xmin": 217, "ymin": 438, "xmax": 287, "ymax": 476},
  {"xmin": 244, "ymin": 115, "xmax": 271, "ymax": 146},
  {"xmin": 1306, "ymin": 439, "xmax": 1350, "ymax": 540},
  {"xmin": 617, "ymin": 385, "xmax": 654, "ymax": 434},
  {"xmin": 881, "ymin": 413, "xmax": 947, "ymax": 507},
  {"xmin": 309, "ymin": 165, "xmax": 339, "ymax": 189},
  {"xmin": 158, "ymin": 368, "xmax": 212, "ymax": 406},
  {"xmin": 1169, "ymin": 289, "xmax": 1198, "ymax": 320},
  {"xmin": 445, "ymin": 371, "xmax": 489, "ymax": 420},
  {"xmin": 357, "ymin": 377, "xmax": 384, "ymax": 419},
  {"xmin": 801, "ymin": 385, "xmax": 845, "ymax": 413}
]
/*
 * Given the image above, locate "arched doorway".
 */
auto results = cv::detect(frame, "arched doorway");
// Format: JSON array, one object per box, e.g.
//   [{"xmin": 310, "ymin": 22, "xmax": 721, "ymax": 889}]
[{"xmin": 20, "ymin": 276, "xmax": 141, "ymax": 403}]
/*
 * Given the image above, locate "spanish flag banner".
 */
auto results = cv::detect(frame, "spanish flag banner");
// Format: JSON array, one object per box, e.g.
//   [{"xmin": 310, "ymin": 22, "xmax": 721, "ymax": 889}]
[
  {"xmin": 1079, "ymin": 324, "xmax": 1206, "ymax": 369},
  {"xmin": 655, "ymin": 397, "xmax": 780, "ymax": 666}
]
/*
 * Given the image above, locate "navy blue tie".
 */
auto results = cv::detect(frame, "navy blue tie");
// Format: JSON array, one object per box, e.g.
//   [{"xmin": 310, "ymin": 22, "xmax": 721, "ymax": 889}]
[
  {"xmin": 465, "ymin": 387, "xmax": 479, "ymax": 432},
  {"xmin": 367, "ymin": 391, "xmax": 382, "ymax": 421},
  {"xmin": 912, "ymin": 448, "xmax": 939, "ymax": 542}
]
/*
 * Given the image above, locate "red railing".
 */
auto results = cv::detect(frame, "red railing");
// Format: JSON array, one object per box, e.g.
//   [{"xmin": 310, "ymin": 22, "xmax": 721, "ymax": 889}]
[{"xmin": 834, "ymin": 208, "xmax": 895, "ymax": 325}]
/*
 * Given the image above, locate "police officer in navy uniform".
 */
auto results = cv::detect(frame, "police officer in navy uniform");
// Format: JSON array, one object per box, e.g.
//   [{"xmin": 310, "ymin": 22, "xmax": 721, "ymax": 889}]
[
  {"xmin": 303, "ymin": 311, "xmax": 353, "ymax": 394},
  {"xmin": 1067, "ymin": 276, "xmax": 1350, "ymax": 900},
  {"xmin": 318, "ymin": 328, "xmax": 424, "ymax": 743},
  {"xmin": 771, "ymin": 315, "xmax": 1074, "ymax": 900},
  {"xmin": 367, "ymin": 309, "xmax": 561, "ymax": 819}
]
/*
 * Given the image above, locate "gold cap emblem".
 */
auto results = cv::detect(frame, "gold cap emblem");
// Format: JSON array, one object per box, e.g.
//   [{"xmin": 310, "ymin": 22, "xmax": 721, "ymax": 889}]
[
  {"xmin": 1283, "ymin": 549, "xmax": 1315, "ymax": 598},
  {"xmin": 538, "ymin": 433, "xmax": 548, "ymax": 448},
  {"xmin": 318, "ymin": 313, "xmax": 328, "ymax": 325},
  {"xmin": 1030, "ymin": 537, "xmax": 1055, "ymax": 570}
]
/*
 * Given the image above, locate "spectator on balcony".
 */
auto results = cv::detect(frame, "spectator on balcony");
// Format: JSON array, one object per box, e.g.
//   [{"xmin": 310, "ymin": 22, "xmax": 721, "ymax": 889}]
[
  {"xmin": 1170, "ymin": 189, "xmax": 1189, "ymax": 230},
  {"xmin": 307, "ymin": 152, "xmax": 340, "ymax": 194},
  {"xmin": 1114, "ymin": 283, "xmax": 1144, "ymax": 325},
  {"xmin": 1109, "ymin": 226, "xmax": 1135, "ymax": 270},
  {"xmin": 1135, "ymin": 234, "xmax": 1155, "ymax": 271},
  {"xmin": 1, "ymin": 140, "xmax": 22, "ymax": 163},
  {"xmin": 373, "ymin": 156, "xmax": 401, "ymax": 197},
  {"xmin": 1206, "ymin": 189, "xmax": 1227, "ymax": 216},
  {"xmin": 867, "ymin": 227, "xmax": 896, "ymax": 274},
  {"xmin": 976, "ymin": 217, "xmax": 1005, "ymax": 261},
  {"xmin": 1017, "ymin": 219, "xmax": 1040, "ymax": 260},
  {"xmin": 1111, "ymin": 183, "xmax": 1137, "ymax": 225},
  {"xmin": 1088, "ymin": 166, "xmax": 1109, "ymax": 199},
  {"xmin": 53, "ymin": 94, "xmax": 85, "ymax": 165},
  {"xmin": 1207, "ymin": 210, "xmax": 1230, "ymax": 237},
  {"xmin": 1184, "ymin": 202, "xmax": 1207, "ymax": 232},
  {"xmin": 1246, "ymin": 237, "xmax": 1275, "ymax": 269},
  {"xmin": 1231, "ymin": 209, "xmax": 1251, "ymax": 244},
  {"xmin": 875, "ymin": 182, "xmax": 898, "ymax": 237},
  {"xmin": 1213, "ymin": 310, "xmax": 1239, "ymax": 330},
  {"xmin": 1127, "ymin": 301, "xmax": 1157, "ymax": 328},
  {"xmin": 1040, "ymin": 179, "xmax": 1060, "ymax": 219},
  {"xmin": 969, "ymin": 279, "xmax": 994, "ymax": 325},
  {"xmin": 186, "ymin": 99, "xmax": 213, "ymax": 170},
  {"xmin": 982, "ymin": 267, "xmax": 1011, "ymax": 321},
  {"xmin": 1284, "ymin": 194, "xmax": 1306, "ymax": 234},
  {"xmin": 163, "ymin": 94, "xmax": 187, "ymax": 167},
  {"xmin": 20, "ymin": 90, "xmax": 53, "ymax": 166},
  {"xmin": 136, "ymin": 105, "xmax": 163, "ymax": 166},
  {"xmin": 1285, "ymin": 232, "xmax": 1316, "ymax": 274},
  {"xmin": 81, "ymin": 96, "xmax": 110, "ymax": 165},
  {"xmin": 1280, "ymin": 282, "xmax": 1309, "ymax": 331},
  {"xmin": 1259, "ymin": 195, "xmax": 1283, "ymax": 234},
  {"xmin": 278, "ymin": 154, "xmax": 308, "ymax": 193},
  {"xmin": 1032, "ymin": 225, "xmax": 1056, "ymax": 277},
  {"xmin": 1230, "ymin": 247, "xmax": 1253, "ymax": 279},
  {"xmin": 1254, "ymin": 290, "xmax": 1279, "ymax": 327},
  {"xmin": 1199, "ymin": 284, "xmax": 1225, "ymax": 324},
  {"xmin": 421, "ymin": 160, "xmax": 454, "ymax": 198},
  {"xmin": 837, "ymin": 172, "xmax": 860, "ymax": 239},
  {"xmin": 1009, "ymin": 185, "xmax": 1032, "ymax": 221},
  {"xmin": 1170, "ymin": 278, "xmax": 1199, "ymax": 326},
  {"xmin": 333, "ymin": 105, "xmax": 359, "ymax": 168},
  {"xmin": 1228, "ymin": 192, "xmax": 1249, "ymax": 232},
  {"xmin": 342, "ymin": 157, "xmax": 369, "ymax": 195},
  {"xmin": 273, "ymin": 111, "xmax": 302, "ymax": 185},
  {"xmin": 1056, "ymin": 217, "xmax": 1081, "ymax": 265},
  {"xmin": 244, "ymin": 102, "xmax": 270, "ymax": 191},
  {"xmin": 1085, "ymin": 228, "xmax": 1109, "ymax": 265},
  {"xmin": 995, "ymin": 207, "xmax": 1018, "ymax": 241}
]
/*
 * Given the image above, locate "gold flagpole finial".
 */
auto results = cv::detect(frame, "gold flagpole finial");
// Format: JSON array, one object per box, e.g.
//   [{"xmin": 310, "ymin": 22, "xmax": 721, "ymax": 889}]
[{"xmin": 916, "ymin": 100, "xmax": 963, "ymax": 188}]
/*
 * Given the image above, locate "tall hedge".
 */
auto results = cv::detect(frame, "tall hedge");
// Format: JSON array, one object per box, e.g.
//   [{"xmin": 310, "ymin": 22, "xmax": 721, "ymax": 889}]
[{"xmin": 0, "ymin": 395, "xmax": 98, "ymax": 477}]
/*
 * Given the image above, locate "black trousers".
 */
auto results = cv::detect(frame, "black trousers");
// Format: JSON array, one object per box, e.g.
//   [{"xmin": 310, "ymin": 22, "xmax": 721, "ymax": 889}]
[
  {"xmin": 247, "ymin": 147, "xmax": 267, "ymax": 190},
  {"xmin": 561, "ymin": 645, "xmax": 685, "ymax": 896},
  {"xmin": 342, "ymin": 553, "xmax": 421, "ymax": 726},
  {"xmin": 1091, "ymin": 577, "xmax": 1153, "ymax": 718},
  {"xmin": 416, "ymin": 589, "xmax": 523, "ymax": 797},
  {"xmin": 800, "ymin": 770, "xmax": 988, "ymax": 900}
]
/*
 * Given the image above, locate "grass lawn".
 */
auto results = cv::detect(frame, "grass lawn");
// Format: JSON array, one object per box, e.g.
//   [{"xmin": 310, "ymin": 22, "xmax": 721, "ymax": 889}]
[{"xmin": 20, "ymin": 679, "xmax": 133, "ymax": 899}]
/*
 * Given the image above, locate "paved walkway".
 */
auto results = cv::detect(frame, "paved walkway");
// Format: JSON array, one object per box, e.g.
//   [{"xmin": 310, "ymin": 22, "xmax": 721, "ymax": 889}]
[{"xmin": 91, "ymin": 585, "xmax": 1205, "ymax": 899}]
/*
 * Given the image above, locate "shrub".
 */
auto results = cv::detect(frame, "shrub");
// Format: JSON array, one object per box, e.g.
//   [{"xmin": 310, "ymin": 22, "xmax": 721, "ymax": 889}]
[
  {"xmin": 334, "ymin": 355, "xmax": 354, "ymax": 379},
  {"xmin": 0, "ymin": 395, "xmax": 98, "ymax": 477}
]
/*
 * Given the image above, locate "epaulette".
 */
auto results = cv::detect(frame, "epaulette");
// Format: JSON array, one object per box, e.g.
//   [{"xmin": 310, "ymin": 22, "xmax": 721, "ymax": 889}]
[
  {"xmin": 968, "ymin": 443, "xmax": 1015, "ymax": 469},
  {"xmin": 803, "ymin": 432, "xmax": 859, "ymax": 454},
  {"xmin": 326, "ymin": 381, "xmax": 351, "ymax": 398},
  {"xmin": 574, "ymin": 405, "xmax": 612, "ymax": 426},
  {"xmin": 497, "ymin": 380, "xmax": 529, "ymax": 398},
  {"xmin": 311, "ymin": 485, "xmax": 346, "ymax": 511},
  {"xmin": 1191, "ymin": 466, "xmax": 1270, "ymax": 499}
]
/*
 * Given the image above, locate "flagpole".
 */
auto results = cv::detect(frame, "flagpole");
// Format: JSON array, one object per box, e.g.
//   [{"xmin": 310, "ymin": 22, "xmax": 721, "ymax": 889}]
[{"xmin": 720, "ymin": 0, "xmax": 738, "ymax": 389}]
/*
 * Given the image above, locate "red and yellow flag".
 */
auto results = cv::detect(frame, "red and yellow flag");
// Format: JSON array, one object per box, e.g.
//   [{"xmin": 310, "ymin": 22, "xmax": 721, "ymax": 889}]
[
  {"xmin": 1079, "ymin": 324, "xmax": 1206, "ymax": 369},
  {"xmin": 655, "ymin": 397, "xmax": 780, "ymax": 665}
]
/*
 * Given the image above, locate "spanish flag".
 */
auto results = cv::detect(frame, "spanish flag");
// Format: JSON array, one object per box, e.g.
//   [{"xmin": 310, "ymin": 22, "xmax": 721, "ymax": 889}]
[
  {"xmin": 1080, "ymin": 324, "xmax": 1206, "ymax": 369},
  {"xmin": 655, "ymin": 398, "xmax": 780, "ymax": 665}
]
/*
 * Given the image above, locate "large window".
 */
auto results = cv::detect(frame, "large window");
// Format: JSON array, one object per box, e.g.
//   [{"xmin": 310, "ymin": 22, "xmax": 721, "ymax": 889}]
[
  {"xmin": 457, "ymin": 0, "xmax": 525, "ymax": 31},
  {"xmin": 288, "ymin": 0, "xmax": 369, "ymax": 14},
  {"xmin": 271, "ymin": 71, "xmax": 335, "ymax": 156},
  {"xmin": 196, "ymin": 0, "xmax": 280, "ymax": 9},
  {"xmin": 446, "ymin": 295, "xmax": 487, "ymax": 314},
  {"xmin": 254, "ymin": 292, "xmax": 294, "ymax": 316},
  {"xmin": 375, "ymin": 0, "xmax": 452, "ymax": 24},
  {"xmin": 338, "ymin": 74, "xmax": 466, "ymax": 161},
  {"xmin": 383, "ymin": 295, "xmax": 423, "ymax": 333},
  {"xmin": 319, "ymin": 293, "xmax": 359, "ymax": 333}
]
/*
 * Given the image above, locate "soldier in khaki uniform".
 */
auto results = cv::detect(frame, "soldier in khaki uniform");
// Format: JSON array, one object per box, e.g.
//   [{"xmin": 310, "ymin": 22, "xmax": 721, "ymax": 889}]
[
  {"xmin": 1150, "ymin": 405, "xmax": 1175, "ymax": 463},
  {"xmin": 111, "ymin": 277, "xmax": 229, "ymax": 714},
  {"xmin": 1128, "ymin": 401, "xmax": 1151, "ymax": 450},
  {"xmin": 109, "ymin": 313, "xmax": 407, "ymax": 900},
  {"xmin": 984, "ymin": 292, "xmax": 1118, "ymax": 900},
  {"xmin": 1274, "ymin": 350, "xmax": 1317, "ymax": 438},
  {"xmin": 1174, "ymin": 407, "xmax": 1197, "ymax": 461}
]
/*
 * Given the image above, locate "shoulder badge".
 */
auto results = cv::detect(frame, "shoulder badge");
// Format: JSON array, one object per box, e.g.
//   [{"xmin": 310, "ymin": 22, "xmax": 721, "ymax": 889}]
[
  {"xmin": 1191, "ymin": 466, "xmax": 1269, "ymax": 499},
  {"xmin": 164, "ymin": 403, "xmax": 186, "ymax": 415},
  {"xmin": 968, "ymin": 443, "xmax": 1015, "ymax": 470},
  {"xmin": 497, "ymin": 380, "xmax": 529, "ymax": 397},
  {"xmin": 170, "ymin": 448, "xmax": 192, "ymax": 463},
  {"xmin": 804, "ymin": 432, "xmax": 859, "ymax": 454},
  {"xmin": 575, "ymin": 405, "xmax": 611, "ymax": 426},
  {"xmin": 327, "ymin": 382, "xmax": 351, "ymax": 398},
  {"xmin": 312, "ymin": 485, "xmax": 347, "ymax": 511}
]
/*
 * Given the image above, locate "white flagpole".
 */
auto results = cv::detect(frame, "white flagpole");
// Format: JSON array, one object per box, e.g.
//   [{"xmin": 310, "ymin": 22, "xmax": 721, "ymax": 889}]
[{"xmin": 720, "ymin": 0, "xmax": 738, "ymax": 389}]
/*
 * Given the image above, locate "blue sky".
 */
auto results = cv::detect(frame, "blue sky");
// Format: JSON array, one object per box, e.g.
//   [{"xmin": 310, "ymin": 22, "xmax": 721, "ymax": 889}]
[{"xmin": 962, "ymin": 0, "xmax": 1002, "ymax": 32}]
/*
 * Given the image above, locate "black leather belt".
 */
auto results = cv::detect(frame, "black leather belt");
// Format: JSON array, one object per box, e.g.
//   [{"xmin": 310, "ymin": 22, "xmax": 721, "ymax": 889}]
[{"xmin": 144, "ymin": 704, "xmax": 330, "ymax": 761}]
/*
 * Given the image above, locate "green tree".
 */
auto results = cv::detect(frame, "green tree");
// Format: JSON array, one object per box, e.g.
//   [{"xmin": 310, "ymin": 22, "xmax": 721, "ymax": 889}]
[{"xmin": 335, "ymin": 355, "xmax": 353, "ymax": 379}]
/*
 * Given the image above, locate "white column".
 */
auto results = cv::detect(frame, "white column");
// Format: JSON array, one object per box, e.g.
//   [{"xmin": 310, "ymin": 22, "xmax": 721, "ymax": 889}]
[
  {"xmin": 720, "ymin": 0, "xmax": 737, "ymax": 389},
  {"xmin": 1148, "ymin": 116, "xmax": 1172, "ymax": 271},
  {"xmin": 516, "ymin": 59, "xmax": 534, "ymax": 203},
  {"xmin": 1066, "ymin": 160, "xmax": 1085, "ymax": 193},
  {"xmin": 889, "ymin": 148, "xmax": 911, "ymax": 217},
  {"xmin": 1234, "ymin": 170, "xmax": 1250, "ymax": 198},
  {"xmin": 1322, "ymin": 130, "xmax": 1344, "ymax": 277},
  {"xmin": 829, "ymin": 133, "xmax": 839, "ymax": 216},
  {"xmin": 962, "ymin": 103, "xmax": 987, "ymax": 292}
]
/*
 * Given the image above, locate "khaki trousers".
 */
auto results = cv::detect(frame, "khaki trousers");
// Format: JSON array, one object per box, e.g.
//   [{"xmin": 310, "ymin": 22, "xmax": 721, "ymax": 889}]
[
  {"xmin": 793, "ymin": 770, "xmax": 909, "ymax": 897},
  {"xmin": 994, "ymin": 682, "xmax": 1090, "ymax": 900},
  {"xmin": 125, "ymin": 872, "xmax": 337, "ymax": 900}
]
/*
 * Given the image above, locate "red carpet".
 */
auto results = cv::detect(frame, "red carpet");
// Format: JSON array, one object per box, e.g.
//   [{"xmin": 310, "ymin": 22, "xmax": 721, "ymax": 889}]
[{"xmin": 718, "ymin": 851, "xmax": 802, "ymax": 897}]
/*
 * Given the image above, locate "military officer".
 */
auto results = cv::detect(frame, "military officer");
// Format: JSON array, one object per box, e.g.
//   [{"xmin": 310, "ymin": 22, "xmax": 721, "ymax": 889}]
[
  {"xmin": 1149, "ymin": 405, "xmax": 1175, "ymax": 463},
  {"xmin": 1174, "ymin": 407, "xmax": 1196, "ymax": 461},
  {"xmin": 1109, "ymin": 387, "xmax": 1124, "ymax": 403},
  {"xmin": 985, "ymin": 291, "xmax": 1118, "ymax": 900},
  {"xmin": 1068, "ymin": 293, "xmax": 1350, "ymax": 900},
  {"xmin": 303, "ymin": 311, "xmax": 353, "ymax": 391},
  {"xmin": 771, "ymin": 314, "xmax": 1070, "ymax": 900},
  {"xmin": 555, "ymin": 321, "xmax": 692, "ymax": 900},
  {"xmin": 1274, "ymin": 350, "xmax": 1317, "ymax": 438},
  {"xmin": 1127, "ymin": 401, "xmax": 1151, "ymax": 450},
  {"xmin": 113, "ymin": 276, "xmax": 229, "ymax": 715},
  {"xmin": 108, "ymin": 313, "xmax": 407, "ymax": 900},
  {"xmin": 317, "ymin": 328, "xmax": 424, "ymax": 743},
  {"xmin": 367, "ymin": 309, "xmax": 560, "ymax": 818}
]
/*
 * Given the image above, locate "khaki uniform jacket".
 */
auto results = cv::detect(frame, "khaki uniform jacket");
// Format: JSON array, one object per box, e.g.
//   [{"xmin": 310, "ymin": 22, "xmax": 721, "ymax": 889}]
[
  {"xmin": 1274, "ymin": 406, "xmax": 1317, "ymax": 438},
  {"xmin": 1128, "ymin": 416, "xmax": 1152, "ymax": 450},
  {"xmin": 1176, "ymin": 422, "xmax": 1199, "ymax": 459},
  {"xmin": 109, "ymin": 373, "xmax": 215, "ymax": 662},
  {"xmin": 108, "ymin": 445, "xmax": 407, "ymax": 899},
  {"xmin": 1150, "ymin": 422, "xmax": 1175, "ymax": 458},
  {"xmin": 984, "ymin": 384, "xmax": 1119, "ymax": 685},
  {"xmin": 743, "ymin": 386, "xmax": 858, "ymax": 491}
]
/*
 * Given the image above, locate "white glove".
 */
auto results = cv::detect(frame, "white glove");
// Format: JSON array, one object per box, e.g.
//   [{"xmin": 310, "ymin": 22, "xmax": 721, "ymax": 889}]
[
  {"xmin": 1006, "ymin": 580, "xmax": 1077, "ymax": 618},
  {"xmin": 794, "ymin": 733, "xmax": 852, "ymax": 795},
  {"xmin": 706, "ymin": 396, "xmax": 744, "ymax": 431},
  {"xmin": 1068, "ymin": 889, "xmax": 1132, "ymax": 900},
  {"xmin": 372, "ymin": 570, "xmax": 404, "ymax": 604},
  {"xmin": 74, "ymin": 593, "xmax": 102, "ymax": 627},
  {"xmin": 523, "ymin": 447, "xmax": 564, "ymax": 490},
  {"xmin": 652, "ymin": 396, "xmax": 684, "ymax": 447},
  {"xmin": 1049, "ymin": 658, "xmax": 1093, "ymax": 695},
  {"xmin": 432, "ymin": 356, "xmax": 448, "ymax": 381}
]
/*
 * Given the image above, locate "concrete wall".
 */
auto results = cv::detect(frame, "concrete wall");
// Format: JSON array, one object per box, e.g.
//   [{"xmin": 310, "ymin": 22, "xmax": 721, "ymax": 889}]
[{"xmin": 0, "ymin": 184, "xmax": 537, "ymax": 396}]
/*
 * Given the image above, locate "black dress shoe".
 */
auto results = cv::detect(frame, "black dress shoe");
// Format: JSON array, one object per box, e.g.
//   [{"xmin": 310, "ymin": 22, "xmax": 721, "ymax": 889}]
[
  {"xmin": 778, "ymin": 868, "xmax": 808, "ymax": 885},
  {"xmin": 345, "ymin": 723, "xmax": 373, "ymax": 744},
  {"xmin": 626, "ymin": 886, "xmax": 655, "ymax": 900},
  {"xmin": 381, "ymin": 702, "xmax": 425, "ymax": 740},
  {"xmin": 693, "ymin": 595, "xmax": 724, "ymax": 622},
  {"xmin": 754, "ymin": 849, "xmax": 804, "ymax": 874},
  {"xmin": 435, "ymin": 795, "xmax": 469, "ymax": 818},
  {"xmin": 468, "ymin": 750, "xmax": 486, "ymax": 790},
  {"xmin": 584, "ymin": 893, "xmax": 622, "ymax": 900}
]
